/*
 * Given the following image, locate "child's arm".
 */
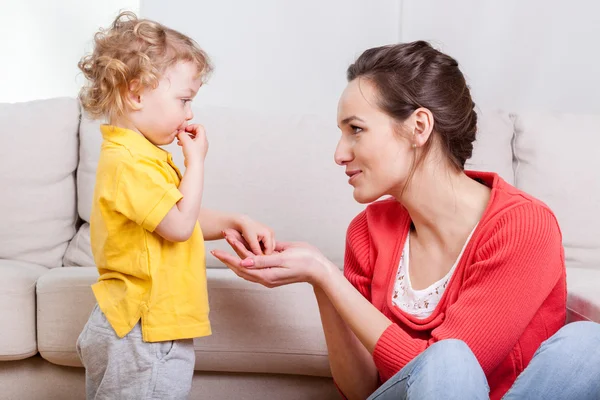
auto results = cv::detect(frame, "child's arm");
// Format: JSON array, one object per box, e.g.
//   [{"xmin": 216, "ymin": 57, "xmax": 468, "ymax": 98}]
[
  {"xmin": 198, "ymin": 208, "xmax": 239, "ymax": 240},
  {"xmin": 200, "ymin": 208, "xmax": 276, "ymax": 255},
  {"xmin": 155, "ymin": 125, "xmax": 207, "ymax": 242}
]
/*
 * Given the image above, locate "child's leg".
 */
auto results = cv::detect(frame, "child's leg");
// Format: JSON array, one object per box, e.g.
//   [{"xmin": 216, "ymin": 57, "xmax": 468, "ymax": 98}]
[
  {"xmin": 148, "ymin": 338, "xmax": 195, "ymax": 399},
  {"xmin": 76, "ymin": 305, "xmax": 195, "ymax": 400}
]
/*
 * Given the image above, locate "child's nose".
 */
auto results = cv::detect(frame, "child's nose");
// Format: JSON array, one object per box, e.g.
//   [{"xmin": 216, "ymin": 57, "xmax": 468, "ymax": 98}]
[{"xmin": 186, "ymin": 108, "xmax": 194, "ymax": 121}]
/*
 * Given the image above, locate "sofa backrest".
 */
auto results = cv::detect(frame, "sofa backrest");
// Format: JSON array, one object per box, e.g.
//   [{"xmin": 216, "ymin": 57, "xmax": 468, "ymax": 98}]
[
  {"xmin": 0, "ymin": 98, "xmax": 80, "ymax": 268},
  {"xmin": 2, "ymin": 97, "xmax": 595, "ymax": 272},
  {"xmin": 513, "ymin": 113, "xmax": 600, "ymax": 269},
  {"xmin": 466, "ymin": 109, "xmax": 516, "ymax": 186},
  {"xmin": 69, "ymin": 104, "xmax": 516, "ymax": 268}
]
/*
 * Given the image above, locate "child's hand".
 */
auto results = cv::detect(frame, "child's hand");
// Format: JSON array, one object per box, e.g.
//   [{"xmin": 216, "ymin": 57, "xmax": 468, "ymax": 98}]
[
  {"xmin": 177, "ymin": 124, "xmax": 208, "ymax": 167},
  {"xmin": 222, "ymin": 216, "xmax": 276, "ymax": 256}
]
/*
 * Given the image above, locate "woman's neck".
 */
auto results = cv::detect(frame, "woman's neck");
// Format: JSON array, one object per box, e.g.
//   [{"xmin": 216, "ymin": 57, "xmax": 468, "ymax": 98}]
[{"xmin": 393, "ymin": 165, "xmax": 490, "ymax": 250}]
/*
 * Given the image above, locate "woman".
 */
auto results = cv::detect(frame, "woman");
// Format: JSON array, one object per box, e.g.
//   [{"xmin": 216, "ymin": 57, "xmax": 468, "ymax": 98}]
[{"xmin": 212, "ymin": 41, "xmax": 600, "ymax": 400}]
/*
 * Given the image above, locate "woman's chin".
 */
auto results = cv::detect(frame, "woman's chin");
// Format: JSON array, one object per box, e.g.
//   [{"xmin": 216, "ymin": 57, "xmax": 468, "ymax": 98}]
[{"xmin": 352, "ymin": 187, "xmax": 380, "ymax": 204}]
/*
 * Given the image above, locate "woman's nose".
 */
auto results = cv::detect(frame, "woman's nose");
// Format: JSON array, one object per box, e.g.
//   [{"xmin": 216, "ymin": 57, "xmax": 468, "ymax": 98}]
[{"xmin": 334, "ymin": 137, "xmax": 352, "ymax": 166}]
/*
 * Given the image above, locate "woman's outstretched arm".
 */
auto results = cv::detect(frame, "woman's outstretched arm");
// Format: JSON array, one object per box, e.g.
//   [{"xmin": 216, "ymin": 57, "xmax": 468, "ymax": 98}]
[
  {"xmin": 213, "ymin": 231, "xmax": 390, "ymax": 399},
  {"xmin": 314, "ymin": 285, "xmax": 379, "ymax": 400}
]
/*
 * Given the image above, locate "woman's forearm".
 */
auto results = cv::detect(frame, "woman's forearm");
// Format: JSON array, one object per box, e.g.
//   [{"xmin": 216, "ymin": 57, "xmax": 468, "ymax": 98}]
[
  {"xmin": 314, "ymin": 286, "xmax": 379, "ymax": 400},
  {"xmin": 316, "ymin": 261, "xmax": 392, "ymax": 354}
]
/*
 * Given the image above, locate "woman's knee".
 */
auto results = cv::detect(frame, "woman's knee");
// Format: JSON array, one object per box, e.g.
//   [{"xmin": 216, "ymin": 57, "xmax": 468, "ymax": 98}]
[
  {"xmin": 405, "ymin": 339, "xmax": 488, "ymax": 399},
  {"xmin": 545, "ymin": 321, "xmax": 600, "ymax": 356},
  {"xmin": 419, "ymin": 339, "xmax": 483, "ymax": 376},
  {"xmin": 426, "ymin": 339, "xmax": 477, "ymax": 363}
]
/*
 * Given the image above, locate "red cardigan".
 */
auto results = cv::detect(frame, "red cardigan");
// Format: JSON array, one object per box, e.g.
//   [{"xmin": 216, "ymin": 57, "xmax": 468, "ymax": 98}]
[{"xmin": 343, "ymin": 171, "xmax": 566, "ymax": 400}]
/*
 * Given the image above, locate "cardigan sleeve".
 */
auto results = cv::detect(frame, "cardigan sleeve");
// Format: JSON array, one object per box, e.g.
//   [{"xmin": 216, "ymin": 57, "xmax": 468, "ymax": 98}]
[
  {"xmin": 343, "ymin": 210, "xmax": 373, "ymax": 301},
  {"xmin": 334, "ymin": 210, "xmax": 375, "ymax": 400}
]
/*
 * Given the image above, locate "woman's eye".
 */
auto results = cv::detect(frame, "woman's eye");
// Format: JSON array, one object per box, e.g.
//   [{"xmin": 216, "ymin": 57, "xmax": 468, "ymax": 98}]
[
  {"xmin": 350, "ymin": 125, "xmax": 363, "ymax": 134},
  {"xmin": 181, "ymin": 99, "xmax": 191, "ymax": 105}
]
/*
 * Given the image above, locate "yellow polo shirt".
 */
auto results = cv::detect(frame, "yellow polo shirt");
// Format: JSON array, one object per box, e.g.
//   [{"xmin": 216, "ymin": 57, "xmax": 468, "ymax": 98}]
[{"xmin": 90, "ymin": 125, "xmax": 211, "ymax": 342}]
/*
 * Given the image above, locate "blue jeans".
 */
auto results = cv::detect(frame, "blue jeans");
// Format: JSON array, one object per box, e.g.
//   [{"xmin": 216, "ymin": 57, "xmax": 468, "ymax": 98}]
[{"xmin": 367, "ymin": 321, "xmax": 600, "ymax": 400}]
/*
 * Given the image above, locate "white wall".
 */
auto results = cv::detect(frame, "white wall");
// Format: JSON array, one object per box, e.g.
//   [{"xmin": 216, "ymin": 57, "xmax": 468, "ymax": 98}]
[
  {"xmin": 140, "ymin": 0, "xmax": 401, "ymax": 117},
  {"xmin": 3, "ymin": 1, "xmax": 597, "ymax": 114},
  {"xmin": 401, "ymin": 0, "xmax": 600, "ymax": 113},
  {"xmin": 0, "ymin": 0, "xmax": 139, "ymax": 103}
]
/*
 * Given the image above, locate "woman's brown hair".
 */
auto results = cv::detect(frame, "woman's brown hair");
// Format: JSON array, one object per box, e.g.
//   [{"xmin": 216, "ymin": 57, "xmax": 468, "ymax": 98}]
[{"xmin": 347, "ymin": 41, "xmax": 477, "ymax": 172}]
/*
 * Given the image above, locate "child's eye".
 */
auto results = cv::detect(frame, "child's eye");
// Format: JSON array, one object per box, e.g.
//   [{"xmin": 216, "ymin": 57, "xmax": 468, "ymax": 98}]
[
  {"xmin": 181, "ymin": 99, "xmax": 191, "ymax": 105},
  {"xmin": 350, "ymin": 124, "xmax": 363, "ymax": 134}
]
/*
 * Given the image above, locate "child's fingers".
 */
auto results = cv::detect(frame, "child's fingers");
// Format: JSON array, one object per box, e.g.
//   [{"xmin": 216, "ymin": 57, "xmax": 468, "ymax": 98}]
[
  {"xmin": 223, "ymin": 229, "xmax": 254, "ymax": 258},
  {"xmin": 226, "ymin": 236, "xmax": 254, "ymax": 259},
  {"xmin": 234, "ymin": 239, "xmax": 254, "ymax": 258},
  {"xmin": 177, "ymin": 130, "xmax": 193, "ymax": 144},
  {"xmin": 222, "ymin": 229, "xmax": 250, "ymax": 248},
  {"xmin": 223, "ymin": 228, "xmax": 263, "ymax": 255},
  {"xmin": 262, "ymin": 235, "xmax": 276, "ymax": 255},
  {"xmin": 185, "ymin": 124, "xmax": 206, "ymax": 137},
  {"xmin": 246, "ymin": 236, "xmax": 264, "ymax": 256}
]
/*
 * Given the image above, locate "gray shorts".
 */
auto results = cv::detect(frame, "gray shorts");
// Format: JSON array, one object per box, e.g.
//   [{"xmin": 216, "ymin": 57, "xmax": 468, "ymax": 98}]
[{"xmin": 76, "ymin": 305, "xmax": 195, "ymax": 400}]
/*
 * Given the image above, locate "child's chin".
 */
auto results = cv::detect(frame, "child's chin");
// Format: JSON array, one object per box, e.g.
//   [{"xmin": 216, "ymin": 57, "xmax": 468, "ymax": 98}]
[{"xmin": 159, "ymin": 136, "xmax": 176, "ymax": 146}]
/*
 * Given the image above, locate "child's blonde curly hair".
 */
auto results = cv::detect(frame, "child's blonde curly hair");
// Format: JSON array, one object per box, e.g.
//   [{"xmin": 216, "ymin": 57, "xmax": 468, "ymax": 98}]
[{"xmin": 78, "ymin": 11, "xmax": 212, "ymax": 122}]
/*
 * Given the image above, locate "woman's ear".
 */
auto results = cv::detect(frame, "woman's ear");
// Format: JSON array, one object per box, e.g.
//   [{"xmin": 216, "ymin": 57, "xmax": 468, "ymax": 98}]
[{"xmin": 412, "ymin": 108, "xmax": 434, "ymax": 148}]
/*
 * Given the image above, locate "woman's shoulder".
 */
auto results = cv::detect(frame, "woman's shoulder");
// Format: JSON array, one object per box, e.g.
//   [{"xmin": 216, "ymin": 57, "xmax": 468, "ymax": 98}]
[
  {"xmin": 474, "ymin": 173, "xmax": 563, "ymax": 252},
  {"xmin": 484, "ymin": 173, "xmax": 559, "ymax": 227}
]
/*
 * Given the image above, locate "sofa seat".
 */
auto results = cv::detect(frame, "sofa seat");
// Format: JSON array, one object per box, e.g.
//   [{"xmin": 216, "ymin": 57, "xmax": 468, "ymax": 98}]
[
  {"xmin": 36, "ymin": 267, "xmax": 331, "ymax": 377},
  {"xmin": 0, "ymin": 260, "xmax": 47, "ymax": 361}
]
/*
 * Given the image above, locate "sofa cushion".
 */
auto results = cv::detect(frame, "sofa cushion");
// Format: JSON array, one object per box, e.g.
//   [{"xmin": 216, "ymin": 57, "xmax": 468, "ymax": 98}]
[
  {"xmin": 0, "ymin": 98, "xmax": 80, "ymax": 267},
  {"xmin": 77, "ymin": 114, "xmax": 103, "ymax": 223},
  {"xmin": 37, "ymin": 267, "xmax": 331, "ymax": 377},
  {"xmin": 0, "ymin": 260, "xmax": 48, "ymax": 360},
  {"xmin": 69, "ymin": 112, "xmax": 101, "ymax": 267},
  {"xmin": 466, "ymin": 109, "xmax": 515, "ymax": 185},
  {"xmin": 513, "ymin": 113, "xmax": 600, "ymax": 269},
  {"xmin": 36, "ymin": 267, "xmax": 97, "ymax": 366},
  {"xmin": 566, "ymin": 267, "xmax": 600, "ymax": 323},
  {"xmin": 62, "ymin": 223, "xmax": 94, "ymax": 267}
]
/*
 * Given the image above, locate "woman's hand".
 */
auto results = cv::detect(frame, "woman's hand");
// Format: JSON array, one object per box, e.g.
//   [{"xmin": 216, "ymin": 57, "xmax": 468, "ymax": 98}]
[{"xmin": 212, "ymin": 233, "xmax": 331, "ymax": 288}]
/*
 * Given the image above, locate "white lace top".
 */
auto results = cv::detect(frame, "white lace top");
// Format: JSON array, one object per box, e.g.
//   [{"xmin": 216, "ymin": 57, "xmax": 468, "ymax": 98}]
[{"xmin": 392, "ymin": 226, "xmax": 478, "ymax": 319}]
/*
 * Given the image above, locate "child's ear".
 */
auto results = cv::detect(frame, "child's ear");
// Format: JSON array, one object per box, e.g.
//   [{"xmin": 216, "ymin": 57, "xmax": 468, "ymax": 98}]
[{"xmin": 127, "ymin": 79, "xmax": 143, "ymax": 111}]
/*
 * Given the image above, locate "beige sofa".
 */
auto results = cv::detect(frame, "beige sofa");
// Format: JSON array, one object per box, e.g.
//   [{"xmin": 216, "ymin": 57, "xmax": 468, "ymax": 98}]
[{"xmin": 0, "ymin": 98, "xmax": 598, "ymax": 399}]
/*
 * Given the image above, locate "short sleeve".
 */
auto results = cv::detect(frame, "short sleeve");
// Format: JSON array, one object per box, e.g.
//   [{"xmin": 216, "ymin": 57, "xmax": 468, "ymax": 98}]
[{"xmin": 114, "ymin": 158, "xmax": 183, "ymax": 232}]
